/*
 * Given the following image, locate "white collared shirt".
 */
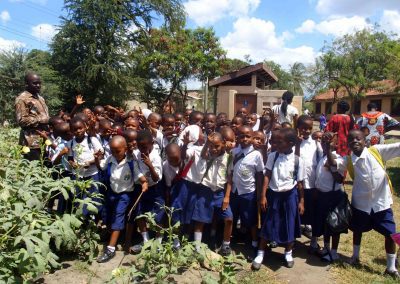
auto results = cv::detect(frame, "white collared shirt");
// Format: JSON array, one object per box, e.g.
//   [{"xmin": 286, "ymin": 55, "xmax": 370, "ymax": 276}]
[
  {"xmin": 99, "ymin": 156, "xmax": 143, "ymax": 193},
  {"xmin": 200, "ymin": 152, "xmax": 229, "ymax": 192},
  {"xmin": 272, "ymin": 104, "xmax": 299, "ymax": 124},
  {"xmin": 336, "ymin": 143, "xmax": 400, "ymax": 213},
  {"xmin": 184, "ymin": 145, "xmax": 205, "ymax": 184},
  {"xmin": 266, "ymin": 151, "xmax": 305, "ymax": 192},
  {"xmin": 299, "ymin": 136, "xmax": 323, "ymax": 189},
  {"xmin": 68, "ymin": 134, "xmax": 103, "ymax": 177},
  {"xmin": 136, "ymin": 148, "xmax": 162, "ymax": 187},
  {"xmin": 153, "ymin": 129, "xmax": 164, "ymax": 155},
  {"xmin": 231, "ymin": 145, "xmax": 264, "ymax": 195},
  {"xmin": 163, "ymin": 160, "xmax": 180, "ymax": 187},
  {"xmin": 315, "ymin": 152, "xmax": 343, "ymax": 192}
]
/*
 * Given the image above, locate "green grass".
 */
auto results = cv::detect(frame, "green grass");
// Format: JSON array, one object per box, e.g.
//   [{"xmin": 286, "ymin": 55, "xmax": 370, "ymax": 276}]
[{"xmin": 329, "ymin": 141, "xmax": 400, "ymax": 284}]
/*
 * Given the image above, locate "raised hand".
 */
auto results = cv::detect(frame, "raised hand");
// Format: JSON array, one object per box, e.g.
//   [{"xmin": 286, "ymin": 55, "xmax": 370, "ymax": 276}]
[{"xmin": 76, "ymin": 95, "xmax": 85, "ymax": 105}]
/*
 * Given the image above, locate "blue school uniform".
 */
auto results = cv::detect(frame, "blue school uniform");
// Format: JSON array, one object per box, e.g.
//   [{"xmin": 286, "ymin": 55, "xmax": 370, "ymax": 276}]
[{"xmin": 260, "ymin": 151, "xmax": 305, "ymax": 244}]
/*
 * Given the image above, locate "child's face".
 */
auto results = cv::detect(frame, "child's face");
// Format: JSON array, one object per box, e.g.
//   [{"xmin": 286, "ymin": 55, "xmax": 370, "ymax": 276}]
[
  {"xmin": 272, "ymin": 123, "xmax": 282, "ymax": 131},
  {"xmin": 110, "ymin": 142, "xmax": 127, "ymax": 162},
  {"xmin": 246, "ymin": 114, "xmax": 257, "ymax": 127},
  {"xmin": 217, "ymin": 114, "xmax": 227, "ymax": 126},
  {"xmin": 277, "ymin": 133, "xmax": 294, "ymax": 154},
  {"xmin": 99, "ymin": 124, "xmax": 112, "ymax": 139},
  {"xmin": 269, "ymin": 132, "xmax": 279, "ymax": 152},
  {"xmin": 252, "ymin": 132, "xmax": 265, "ymax": 150},
  {"xmin": 60, "ymin": 127, "xmax": 73, "ymax": 141},
  {"xmin": 262, "ymin": 116, "xmax": 272, "ymax": 130},
  {"xmin": 174, "ymin": 114, "xmax": 183, "ymax": 126},
  {"xmin": 167, "ymin": 148, "xmax": 181, "ymax": 167},
  {"xmin": 127, "ymin": 110, "xmax": 139, "ymax": 119},
  {"xmin": 125, "ymin": 118, "xmax": 139, "ymax": 130},
  {"xmin": 71, "ymin": 121, "xmax": 87, "ymax": 139},
  {"xmin": 148, "ymin": 115, "xmax": 161, "ymax": 129},
  {"xmin": 190, "ymin": 114, "xmax": 204, "ymax": 127},
  {"xmin": 298, "ymin": 120, "xmax": 313, "ymax": 139},
  {"xmin": 231, "ymin": 117, "xmax": 243, "ymax": 133},
  {"xmin": 237, "ymin": 108, "xmax": 248, "ymax": 117},
  {"xmin": 82, "ymin": 108, "xmax": 93, "ymax": 120},
  {"xmin": 184, "ymin": 110, "xmax": 192, "ymax": 123},
  {"xmin": 348, "ymin": 130, "xmax": 365, "ymax": 155},
  {"xmin": 204, "ymin": 115, "xmax": 216, "ymax": 133},
  {"xmin": 238, "ymin": 127, "xmax": 253, "ymax": 148},
  {"xmin": 208, "ymin": 137, "xmax": 225, "ymax": 157},
  {"xmin": 126, "ymin": 134, "xmax": 137, "ymax": 151},
  {"xmin": 137, "ymin": 139, "xmax": 153, "ymax": 155},
  {"xmin": 312, "ymin": 131, "xmax": 323, "ymax": 143},
  {"xmin": 162, "ymin": 117, "xmax": 175, "ymax": 134}
]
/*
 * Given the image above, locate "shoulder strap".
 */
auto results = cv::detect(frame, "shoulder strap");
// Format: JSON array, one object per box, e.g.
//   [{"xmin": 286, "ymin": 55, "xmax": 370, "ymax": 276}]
[
  {"xmin": 269, "ymin": 152, "xmax": 280, "ymax": 172},
  {"xmin": 172, "ymin": 156, "xmax": 195, "ymax": 184},
  {"xmin": 233, "ymin": 149, "xmax": 256, "ymax": 167},
  {"xmin": 87, "ymin": 136, "xmax": 93, "ymax": 150},
  {"xmin": 368, "ymin": 147, "xmax": 393, "ymax": 193},
  {"xmin": 346, "ymin": 155, "xmax": 354, "ymax": 180},
  {"xmin": 294, "ymin": 154, "xmax": 300, "ymax": 181},
  {"xmin": 201, "ymin": 158, "xmax": 215, "ymax": 182},
  {"xmin": 128, "ymin": 160, "xmax": 134, "ymax": 178},
  {"xmin": 106, "ymin": 162, "xmax": 112, "ymax": 183}
]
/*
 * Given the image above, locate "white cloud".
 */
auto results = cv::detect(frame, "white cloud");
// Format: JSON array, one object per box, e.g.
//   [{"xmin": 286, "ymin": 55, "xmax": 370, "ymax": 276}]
[
  {"xmin": 31, "ymin": 23, "xmax": 57, "ymax": 42},
  {"xmin": 296, "ymin": 16, "xmax": 371, "ymax": 37},
  {"xmin": 9, "ymin": 0, "xmax": 48, "ymax": 5},
  {"xmin": 295, "ymin": 19, "xmax": 316, "ymax": 33},
  {"xmin": 316, "ymin": 0, "xmax": 399, "ymax": 16},
  {"xmin": 0, "ymin": 10, "xmax": 11, "ymax": 24},
  {"xmin": 221, "ymin": 17, "xmax": 316, "ymax": 68},
  {"xmin": 0, "ymin": 37, "xmax": 25, "ymax": 51},
  {"xmin": 184, "ymin": 0, "xmax": 260, "ymax": 25},
  {"xmin": 380, "ymin": 10, "xmax": 400, "ymax": 35}
]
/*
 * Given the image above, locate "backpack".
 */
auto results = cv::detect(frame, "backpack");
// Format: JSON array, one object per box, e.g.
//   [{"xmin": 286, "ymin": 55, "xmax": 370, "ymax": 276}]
[{"xmin": 346, "ymin": 146, "xmax": 393, "ymax": 193}]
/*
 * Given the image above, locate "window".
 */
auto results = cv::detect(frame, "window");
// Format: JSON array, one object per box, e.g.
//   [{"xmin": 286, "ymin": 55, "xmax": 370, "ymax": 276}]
[
  {"xmin": 353, "ymin": 100, "xmax": 361, "ymax": 115},
  {"xmin": 315, "ymin": 102, "xmax": 321, "ymax": 114},
  {"xmin": 325, "ymin": 102, "xmax": 333, "ymax": 114},
  {"xmin": 369, "ymin": 99, "xmax": 382, "ymax": 111},
  {"xmin": 391, "ymin": 98, "xmax": 400, "ymax": 116}
]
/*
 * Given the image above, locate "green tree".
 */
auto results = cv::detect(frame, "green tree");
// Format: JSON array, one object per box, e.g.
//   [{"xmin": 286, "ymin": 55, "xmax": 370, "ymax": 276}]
[
  {"xmin": 51, "ymin": 0, "xmax": 185, "ymax": 107},
  {"xmin": 288, "ymin": 62, "xmax": 307, "ymax": 96},
  {"xmin": 220, "ymin": 58, "xmax": 249, "ymax": 74},
  {"xmin": 310, "ymin": 29, "xmax": 397, "ymax": 110},
  {"xmin": 264, "ymin": 60, "xmax": 292, "ymax": 91}
]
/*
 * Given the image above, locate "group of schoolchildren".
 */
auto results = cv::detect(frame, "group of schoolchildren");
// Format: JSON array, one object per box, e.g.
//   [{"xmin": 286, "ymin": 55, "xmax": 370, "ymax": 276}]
[{"xmin": 40, "ymin": 101, "xmax": 399, "ymax": 279}]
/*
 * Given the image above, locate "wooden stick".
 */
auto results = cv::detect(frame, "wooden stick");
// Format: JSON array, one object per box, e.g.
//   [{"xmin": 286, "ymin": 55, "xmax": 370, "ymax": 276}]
[{"xmin": 127, "ymin": 190, "xmax": 144, "ymax": 220}]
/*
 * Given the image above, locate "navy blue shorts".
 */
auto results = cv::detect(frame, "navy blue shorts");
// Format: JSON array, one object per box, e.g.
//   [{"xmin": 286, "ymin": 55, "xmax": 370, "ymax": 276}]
[
  {"xmin": 260, "ymin": 188, "xmax": 301, "ymax": 244},
  {"xmin": 191, "ymin": 184, "xmax": 233, "ymax": 224},
  {"xmin": 171, "ymin": 180, "xmax": 198, "ymax": 225},
  {"xmin": 103, "ymin": 190, "xmax": 134, "ymax": 230},
  {"xmin": 230, "ymin": 190, "xmax": 257, "ymax": 228},
  {"xmin": 350, "ymin": 207, "xmax": 396, "ymax": 237},
  {"xmin": 135, "ymin": 183, "xmax": 165, "ymax": 224},
  {"xmin": 75, "ymin": 173, "xmax": 102, "ymax": 218}
]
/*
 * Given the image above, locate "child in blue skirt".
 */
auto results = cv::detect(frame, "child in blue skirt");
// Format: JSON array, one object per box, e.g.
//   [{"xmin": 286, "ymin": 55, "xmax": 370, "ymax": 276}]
[
  {"xmin": 312, "ymin": 132, "xmax": 345, "ymax": 262},
  {"xmin": 252, "ymin": 128, "xmax": 305, "ymax": 270},
  {"xmin": 95, "ymin": 135, "xmax": 148, "ymax": 263},
  {"xmin": 191, "ymin": 132, "xmax": 233, "ymax": 255}
]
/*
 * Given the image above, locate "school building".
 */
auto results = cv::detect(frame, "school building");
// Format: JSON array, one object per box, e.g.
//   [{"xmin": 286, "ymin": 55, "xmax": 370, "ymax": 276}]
[
  {"xmin": 210, "ymin": 62, "xmax": 303, "ymax": 118},
  {"xmin": 312, "ymin": 80, "xmax": 400, "ymax": 119}
]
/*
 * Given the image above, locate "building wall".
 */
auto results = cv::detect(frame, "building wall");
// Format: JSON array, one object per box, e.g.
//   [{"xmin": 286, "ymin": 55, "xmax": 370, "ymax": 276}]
[
  {"xmin": 216, "ymin": 86, "xmax": 303, "ymax": 118},
  {"xmin": 314, "ymin": 95, "xmax": 399, "ymax": 120}
]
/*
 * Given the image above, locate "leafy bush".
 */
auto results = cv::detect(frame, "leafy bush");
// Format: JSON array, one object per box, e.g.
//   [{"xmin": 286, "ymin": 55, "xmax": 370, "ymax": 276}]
[{"xmin": 0, "ymin": 128, "xmax": 100, "ymax": 283}]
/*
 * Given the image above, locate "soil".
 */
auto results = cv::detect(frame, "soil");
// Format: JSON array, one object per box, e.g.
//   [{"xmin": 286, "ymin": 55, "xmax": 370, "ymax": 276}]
[{"xmin": 39, "ymin": 234, "xmax": 335, "ymax": 284}]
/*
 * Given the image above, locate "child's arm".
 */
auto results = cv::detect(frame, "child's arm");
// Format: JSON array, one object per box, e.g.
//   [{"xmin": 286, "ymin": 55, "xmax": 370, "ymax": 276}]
[
  {"xmin": 93, "ymin": 150, "xmax": 104, "ymax": 170},
  {"xmin": 141, "ymin": 153, "xmax": 160, "ymax": 182},
  {"xmin": 223, "ymin": 173, "xmax": 232, "ymax": 211},
  {"xmin": 259, "ymin": 170, "xmax": 271, "ymax": 212},
  {"xmin": 70, "ymin": 95, "xmax": 85, "ymax": 118},
  {"xmin": 297, "ymin": 181, "xmax": 305, "ymax": 215},
  {"xmin": 138, "ymin": 176, "xmax": 149, "ymax": 192},
  {"xmin": 200, "ymin": 138, "xmax": 210, "ymax": 160},
  {"xmin": 53, "ymin": 147, "xmax": 69, "ymax": 165}
]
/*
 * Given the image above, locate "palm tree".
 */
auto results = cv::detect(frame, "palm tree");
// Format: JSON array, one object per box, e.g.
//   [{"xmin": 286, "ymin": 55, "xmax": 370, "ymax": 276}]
[{"xmin": 288, "ymin": 62, "xmax": 307, "ymax": 96}]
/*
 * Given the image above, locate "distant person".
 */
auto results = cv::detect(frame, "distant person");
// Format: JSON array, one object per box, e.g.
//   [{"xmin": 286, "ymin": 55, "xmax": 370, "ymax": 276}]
[
  {"xmin": 303, "ymin": 108, "xmax": 310, "ymax": 116},
  {"xmin": 325, "ymin": 101, "xmax": 353, "ymax": 157},
  {"xmin": 272, "ymin": 91, "xmax": 299, "ymax": 126},
  {"xmin": 355, "ymin": 103, "xmax": 400, "ymax": 146},
  {"xmin": 319, "ymin": 113, "xmax": 327, "ymax": 131},
  {"xmin": 15, "ymin": 72, "xmax": 49, "ymax": 161}
]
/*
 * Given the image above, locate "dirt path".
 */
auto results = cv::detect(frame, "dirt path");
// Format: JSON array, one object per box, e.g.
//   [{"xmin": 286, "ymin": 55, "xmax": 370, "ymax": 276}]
[{"xmin": 40, "ymin": 235, "xmax": 334, "ymax": 284}]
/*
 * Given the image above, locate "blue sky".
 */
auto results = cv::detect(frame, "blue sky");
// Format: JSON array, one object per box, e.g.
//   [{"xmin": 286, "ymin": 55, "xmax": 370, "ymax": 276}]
[{"xmin": 1, "ymin": 0, "xmax": 400, "ymax": 69}]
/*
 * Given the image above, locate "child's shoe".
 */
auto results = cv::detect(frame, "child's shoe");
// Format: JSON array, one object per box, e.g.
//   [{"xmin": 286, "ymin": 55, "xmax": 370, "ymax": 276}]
[
  {"xmin": 97, "ymin": 247, "xmax": 116, "ymax": 263},
  {"xmin": 130, "ymin": 243, "xmax": 143, "ymax": 254},
  {"xmin": 384, "ymin": 269, "xmax": 400, "ymax": 279},
  {"xmin": 219, "ymin": 244, "xmax": 232, "ymax": 256}
]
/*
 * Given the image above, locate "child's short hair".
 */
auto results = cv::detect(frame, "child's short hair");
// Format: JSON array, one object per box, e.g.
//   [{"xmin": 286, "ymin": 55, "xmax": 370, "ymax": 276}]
[
  {"xmin": 49, "ymin": 116, "xmax": 64, "ymax": 127},
  {"xmin": 189, "ymin": 111, "xmax": 203, "ymax": 123},
  {"xmin": 162, "ymin": 113, "xmax": 175, "ymax": 122},
  {"xmin": 297, "ymin": 115, "xmax": 313, "ymax": 128},
  {"xmin": 137, "ymin": 129, "xmax": 153, "ymax": 143},
  {"xmin": 280, "ymin": 128, "xmax": 297, "ymax": 144},
  {"xmin": 123, "ymin": 129, "xmax": 137, "ymax": 140},
  {"xmin": 99, "ymin": 119, "xmax": 112, "ymax": 128},
  {"xmin": 281, "ymin": 122, "xmax": 292, "ymax": 128},
  {"xmin": 360, "ymin": 126, "xmax": 370, "ymax": 134},
  {"xmin": 165, "ymin": 143, "xmax": 180, "ymax": 155},
  {"xmin": 70, "ymin": 116, "xmax": 85, "ymax": 127}
]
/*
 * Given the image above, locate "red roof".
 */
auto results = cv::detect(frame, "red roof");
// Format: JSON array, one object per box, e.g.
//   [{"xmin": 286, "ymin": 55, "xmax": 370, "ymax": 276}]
[{"xmin": 313, "ymin": 80, "xmax": 399, "ymax": 101}]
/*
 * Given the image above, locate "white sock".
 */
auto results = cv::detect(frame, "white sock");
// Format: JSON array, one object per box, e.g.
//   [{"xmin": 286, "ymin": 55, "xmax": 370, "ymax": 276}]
[
  {"xmin": 194, "ymin": 232, "xmax": 202, "ymax": 242},
  {"xmin": 173, "ymin": 238, "xmax": 181, "ymax": 248},
  {"xmin": 210, "ymin": 229, "xmax": 217, "ymax": 237},
  {"xmin": 252, "ymin": 240, "xmax": 258, "ymax": 248},
  {"xmin": 310, "ymin": 237, "xmax": 318, "ymax": 248},
  {"xmin": 156, "ymin": 237, "xmax": 163, "ymax": 244},
  {"xmin": 306, "ymin": 225, "xmax": 312, "ymax": 231},
  {"xmin": 387, "ymin": 253, "xmax": 397, "ymax": 272},
  {"xmin": 223, "ymin": 241, "xmax": 230, "ymax": 246},
  {"xmin": 141, "ymin": 231, "xmax": 149, "ymax": 242},
  {"xmin": 107, "ymin": 245, "xmax": 115, "ymax": 252},
  {"xmin": 352, "ymin": 245, "xmax": 360, "ymax": 259},
  {"xmin": 285, "ymin": 250, "xmax": 293, "ymax": 262},
  {"xmin": 254, "ymin": 250, "xmax": 265, "ymax": 264}
]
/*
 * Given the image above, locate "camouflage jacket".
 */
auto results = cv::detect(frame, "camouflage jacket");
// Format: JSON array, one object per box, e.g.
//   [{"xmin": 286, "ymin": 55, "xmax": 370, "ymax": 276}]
[{"xmin": 15, "ymin": 91, "xmax": 49, "ymax": 148}]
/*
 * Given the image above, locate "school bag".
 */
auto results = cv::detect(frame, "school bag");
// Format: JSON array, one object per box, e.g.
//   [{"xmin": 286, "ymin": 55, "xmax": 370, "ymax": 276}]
[
  {"xmin": 346, "ymin": 146, "xmax": 393, "ymax": 193},
  {"xmin": 325, "ymin": 191, "xmax": 352, "ymax": 234}
]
